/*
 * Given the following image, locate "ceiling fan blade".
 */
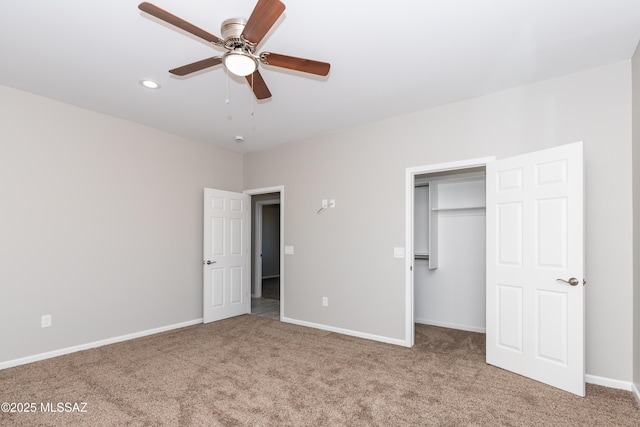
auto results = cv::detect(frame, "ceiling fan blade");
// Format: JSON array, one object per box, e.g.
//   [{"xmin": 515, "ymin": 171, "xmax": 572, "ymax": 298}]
[
  {"xmin": 138, "ymin": 2, "xmax": 223, "ymax": 45},
  {"xmin": 241, "ymin": 0, "xmax": 285, "ymax": 45},
  {"xmin": 260, "ymin": 52, "xmax": 330, "ymax": 76},
  {"xmin": 245, "ymin": 70, "xmax": 272, "ymax": 100},
  {"xmin": 169, "ymin": 57, "xmax": 223, "ymax": 76}
]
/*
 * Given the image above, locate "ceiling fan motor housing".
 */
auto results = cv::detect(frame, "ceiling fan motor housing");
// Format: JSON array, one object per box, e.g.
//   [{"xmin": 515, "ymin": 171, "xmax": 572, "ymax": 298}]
[{"xmin": 221, "ymin": 18, "xmax": 253, "ymax": 51}]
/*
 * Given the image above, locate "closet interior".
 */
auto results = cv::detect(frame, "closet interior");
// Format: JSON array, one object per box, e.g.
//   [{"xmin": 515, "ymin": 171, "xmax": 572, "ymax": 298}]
[{"xmin": 414, "ymin": 167, "xmax": 487, "ymax": 333}]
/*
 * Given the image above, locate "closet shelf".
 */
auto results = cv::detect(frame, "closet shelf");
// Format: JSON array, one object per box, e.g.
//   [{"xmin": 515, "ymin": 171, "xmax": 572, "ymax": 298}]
[{"xmin": 432, "ymin": 206, "xmax": 485, "ymax": 212}]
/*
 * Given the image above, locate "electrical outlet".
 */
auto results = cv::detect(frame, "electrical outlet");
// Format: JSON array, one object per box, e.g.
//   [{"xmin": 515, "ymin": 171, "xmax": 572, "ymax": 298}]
[
  {"xmin": 41, "ymin": 314, "xmax": 52, "ymax": 328},
  {"xmin": 394, "ymin": 247, "xmax": 405, "ymax": 258},
  {"xmin": 322, "ymin": 199, "xmax": 328, "ymax": 209},
  {"xmin": 322, "ymin": 297, "xmax": 328, "ymax": 307}
]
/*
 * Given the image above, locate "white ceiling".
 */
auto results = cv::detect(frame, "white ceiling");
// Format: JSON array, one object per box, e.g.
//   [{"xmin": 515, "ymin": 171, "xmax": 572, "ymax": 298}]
[{"xmin": 2, "ymin": 0, "xmax": 640, "ymax": 153}]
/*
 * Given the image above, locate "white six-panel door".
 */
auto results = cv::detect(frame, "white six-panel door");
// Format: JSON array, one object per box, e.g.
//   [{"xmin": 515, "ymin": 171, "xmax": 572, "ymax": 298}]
[
  {"xmin": 486, "ymin": 142, "xmax": 584, "ymax": 396},
  {"xmin": 203, "ymin": 188, "xmax": 250, "ymax": 323}
]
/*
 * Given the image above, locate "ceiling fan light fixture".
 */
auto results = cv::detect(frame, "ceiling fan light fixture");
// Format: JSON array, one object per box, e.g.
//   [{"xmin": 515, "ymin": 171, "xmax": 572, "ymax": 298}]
[{"xmin": 223, "ymin": 50, "xmax": 258, "ymax": 77}]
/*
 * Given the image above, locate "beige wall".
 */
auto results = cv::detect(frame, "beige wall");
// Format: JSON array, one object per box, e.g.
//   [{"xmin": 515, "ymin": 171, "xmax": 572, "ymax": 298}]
[
  {"xmin": 244, "ymin": 62, "xmax": 634, "ymax": 381},
  {"xmin": 0, "ymin": 85, "xmax": 243, "ymax": 363}
]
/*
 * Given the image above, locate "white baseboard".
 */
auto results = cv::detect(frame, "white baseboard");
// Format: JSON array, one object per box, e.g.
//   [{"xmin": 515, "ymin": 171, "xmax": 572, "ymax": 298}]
[
  {"xmin": 415, "ymin": 317, "xmax": 486, "ymax": 334},
  {"xmin": 0, "ymin": 318, "xmax": 203, "ymax": 371},
  {"xmin": 282, "ymin": 316, "xmax": 408, "ymax": 347},
  {"xmin": 632, "ymin": 383, "xmax": 640, "ymax": 406},
  {"xmin": 585, "ymin": 374, "xmax": 633, "ymax": 391}
]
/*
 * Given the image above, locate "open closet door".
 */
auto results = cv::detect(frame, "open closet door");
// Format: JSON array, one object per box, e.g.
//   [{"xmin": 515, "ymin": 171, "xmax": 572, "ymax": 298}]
[
  {"xmin": 203, "ymin": 188, "xmax": 250, "ymax": 323},
  {"xmin": 486, "ymin": 142, "xmax": 585, "ymax": 396}
]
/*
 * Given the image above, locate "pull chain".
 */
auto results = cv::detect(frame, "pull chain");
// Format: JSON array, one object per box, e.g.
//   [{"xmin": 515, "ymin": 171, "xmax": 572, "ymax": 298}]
[
  {"xmin": 225, "ymin": 70, "xmax": 230, "ymax": 105},
  {"xmin": 250, "ymin": 73, "xmax": 255, "ymax": 116}
]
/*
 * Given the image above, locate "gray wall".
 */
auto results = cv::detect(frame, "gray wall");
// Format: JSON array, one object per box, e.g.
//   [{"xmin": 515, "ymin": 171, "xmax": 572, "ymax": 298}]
[
  {"xmin": 244, "ymin": 62, "xmax": 634, "ymax": 382},
  {"xmin": 0, "ymin": 85, "xmax": 243, "ymax": 364},
  {"xmin": 632, "ymin": 44, "xmax": 640, "ymax": 393}
]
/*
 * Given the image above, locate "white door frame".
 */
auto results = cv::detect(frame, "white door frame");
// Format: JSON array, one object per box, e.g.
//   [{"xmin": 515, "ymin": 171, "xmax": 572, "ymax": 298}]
[
  {"xmin": 404, "ymin": 157, "xmax": 495, "ymax": 347},
  {"xmin": 244, "ymin": 186, "xmax": 285, "ymax": 321},
  {"xmin": 253, "ymin": 198, "xmax": 281, "ymax": 298}
]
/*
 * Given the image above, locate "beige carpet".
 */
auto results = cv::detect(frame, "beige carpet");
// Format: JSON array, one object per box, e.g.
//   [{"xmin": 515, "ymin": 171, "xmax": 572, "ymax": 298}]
[{"xmin": 1, "ymin": 315, "xmax": 638, "ymax": 426}]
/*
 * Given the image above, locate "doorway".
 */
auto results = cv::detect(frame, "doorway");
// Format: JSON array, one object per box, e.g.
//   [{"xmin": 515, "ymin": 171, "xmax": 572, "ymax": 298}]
[
  {"xmin": 413, "ymin": 167, "xmax": 487, "ymax": 334},
  {"xmin": 405, "ymin": 157, "xmax": 495, "ymax": 346},
  {"xmin": 405, "ymin": 143, "xmax": 585, "ymax": 396},
  {"xmin": 246, "ymin": 186, "xmax": 284, "ymax": 321},
  {"xmin": 259, "ymin": 203, "xmax": 280, "ymax": 298}
]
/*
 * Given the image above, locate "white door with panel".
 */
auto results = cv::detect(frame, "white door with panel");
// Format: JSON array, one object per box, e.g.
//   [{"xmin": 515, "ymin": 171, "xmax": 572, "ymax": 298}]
[
  {"xmin": 486, "ymin": 142, "xmax": 584, "ymax": 396},
  {"xmin": 203, "ymin": 188, "xmax": 250, "ymax": 323}
]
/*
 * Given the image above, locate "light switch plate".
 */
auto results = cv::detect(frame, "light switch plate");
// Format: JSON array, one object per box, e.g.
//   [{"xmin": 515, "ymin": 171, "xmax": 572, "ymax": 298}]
[
  {"xmin": 284, "ymin": 246, "xmax": 294, "ymax": 255},
  {"xmin": 393, "ymin": 247, "xmax": 405, "ymax": 258}
]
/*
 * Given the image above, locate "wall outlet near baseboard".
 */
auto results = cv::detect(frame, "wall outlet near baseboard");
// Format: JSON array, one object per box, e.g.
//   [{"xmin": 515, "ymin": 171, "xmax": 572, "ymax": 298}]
[{"xmin": 41, "ymin": 314, "xmax": 52, "ymax": 328}]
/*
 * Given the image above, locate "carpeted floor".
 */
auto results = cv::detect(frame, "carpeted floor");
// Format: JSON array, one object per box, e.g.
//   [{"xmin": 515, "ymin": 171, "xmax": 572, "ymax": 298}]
[{"xmin": 1, "ymin": 315, "xmax": 638, "ymax": 426}]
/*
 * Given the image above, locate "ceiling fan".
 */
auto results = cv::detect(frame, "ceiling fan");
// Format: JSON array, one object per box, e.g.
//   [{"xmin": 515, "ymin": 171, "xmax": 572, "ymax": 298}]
[{"xmin": 138, "ymin": 0, "xmax": 330, "ymax": 100}]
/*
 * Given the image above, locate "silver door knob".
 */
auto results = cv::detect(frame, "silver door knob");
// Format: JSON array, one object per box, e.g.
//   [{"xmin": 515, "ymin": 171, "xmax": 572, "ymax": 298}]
[
  {"xmin": 556, "ymin": 277, "xmax": 579, "ymax": 286},
  {"xmin": 203, "ymin": 260, "xmax": 216, "ymax": 265}
]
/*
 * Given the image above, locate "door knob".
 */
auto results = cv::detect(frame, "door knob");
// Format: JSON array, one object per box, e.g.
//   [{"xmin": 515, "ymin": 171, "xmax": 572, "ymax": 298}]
[
  {"xmin": 203, "ymin": 260, "xmax": 216, "ymax": 265},
  {"xmin": 556, "ymin": 277, "xmax": 579, "ymax": 286}
]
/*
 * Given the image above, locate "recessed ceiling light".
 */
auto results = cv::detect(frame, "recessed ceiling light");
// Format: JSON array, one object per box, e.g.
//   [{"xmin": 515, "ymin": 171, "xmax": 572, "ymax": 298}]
[{"xmin": 140, "ymin": 79, "xmax": 161, "ymax": 89}]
